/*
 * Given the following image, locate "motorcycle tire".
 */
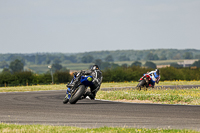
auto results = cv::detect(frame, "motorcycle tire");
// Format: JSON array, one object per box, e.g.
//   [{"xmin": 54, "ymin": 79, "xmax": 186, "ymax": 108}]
[
  {"xmin": 63, "ymin": 98, "xmax": 69, "ymax": 104},
  {"xmin": 137, "ymin": 80, "xmax": 146, "ymax": 90},
  {"xmin": 69, "ymin": 85, "xmax": 85, "ymax": 104}
]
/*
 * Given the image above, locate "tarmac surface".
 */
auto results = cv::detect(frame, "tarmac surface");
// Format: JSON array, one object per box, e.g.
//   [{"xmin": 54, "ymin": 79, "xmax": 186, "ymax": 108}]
[{"xmin": 0, "ymin": 90, "xmax": 200, "ymax": 130}]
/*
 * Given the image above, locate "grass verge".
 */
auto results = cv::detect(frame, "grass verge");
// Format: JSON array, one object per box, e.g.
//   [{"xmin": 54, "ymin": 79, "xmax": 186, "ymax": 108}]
[
  {"xmin": 0, "ymin": 123, "xmax": 199, "ymax": 133},
  {"xmin": 1, "ymin": 81, "xmax": 200, "ymax": 92},
  {"xmin": 96, "ymin": 88, "xmax": 200, "ymax": 105}
]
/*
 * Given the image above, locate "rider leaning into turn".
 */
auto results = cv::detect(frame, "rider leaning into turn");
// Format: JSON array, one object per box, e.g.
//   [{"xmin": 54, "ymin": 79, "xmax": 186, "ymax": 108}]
[
  {"xmin": 146, "ymin": 69, "xmax": 160, "ymax": 88},
  {"xmin": 67, "ymin": 65, "xmax": 103, "ymax": 100}
]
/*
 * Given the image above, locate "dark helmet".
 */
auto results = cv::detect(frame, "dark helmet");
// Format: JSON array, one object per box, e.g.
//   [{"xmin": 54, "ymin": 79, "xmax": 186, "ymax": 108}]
[
  {"xmin": 156, "ymin": 69, "xmax": 160, "ymax": 75},
  {"xmin": 91, "ymin": 65, "xmax": 99, "ymax": 70}
]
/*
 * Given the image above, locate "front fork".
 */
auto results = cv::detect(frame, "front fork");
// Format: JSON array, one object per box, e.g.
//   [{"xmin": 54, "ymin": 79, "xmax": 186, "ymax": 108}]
[{"xmin": 66, "ymin": 88, "xmax": 71, "ymax": 99}]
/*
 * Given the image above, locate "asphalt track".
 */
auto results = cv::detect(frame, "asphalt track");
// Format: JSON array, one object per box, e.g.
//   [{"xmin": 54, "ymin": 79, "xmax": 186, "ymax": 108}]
[{"xmin": 0, "ymin": 89, "xmax": 200, "ymax": 131}]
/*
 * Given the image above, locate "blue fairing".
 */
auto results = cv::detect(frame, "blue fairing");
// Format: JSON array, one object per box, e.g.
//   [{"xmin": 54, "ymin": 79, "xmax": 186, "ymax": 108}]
[
  {"xmin": 80, "ymin": 76, "xmax": 94, "ymax": 86},
  {"xmin": 66, "ymin": 76, "xmax": 93, "ymax": 99},
  {"xmin": 150, "ymin": 79, "xmax": 155, "ymax": 86}
]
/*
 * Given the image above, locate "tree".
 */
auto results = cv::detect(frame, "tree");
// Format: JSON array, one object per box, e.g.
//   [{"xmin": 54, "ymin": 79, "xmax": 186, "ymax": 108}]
[
  {"xmin": 183, "ymin": 52, "xmax": 193, "ymax": 59},
  {"xmin": 93, "ymin": 59, "xmax": 103, "ymax": 68},
  {"xmin": 100, "ymin": 62, "xmax": 111, "ymax": 70},
  {"xmin": 9, "ymin": 59, "xmax": 24, "ymax": 73},
  {"xmin": 104, "ymin": 55, "xmax": 114, "ymax": 62},
  {"xmin": 118, "ymin": 55, "xmax": 130, "ymax": 61},
  {"xmin": 146, "ymin": 53, "xmax": 154, "ymax": 60},
  {"xmin": 100, "ymin": 62, "xmax": 119, "ymax": 70},
  {"xmin": 144, "ymin": 61, "xmax": 156, "ymax": 69},
  {"xmin": 2, "ymin": 68, "xmax": 11, "ymax": 73},
  {"xmin": 81, "ymin": 55, "xmax": 94, "ymax": 63},
  {"xmin": 0, "ymin": 61, "xmax": 9, "ymax": 68},
  {"xmin": 53, "ymin": 58, "xmax": 61, "ymax": 64},
  {"xmin": 173, "ymin": 53, "xmax": 181, "ymax": 60},
  {"xmin": 159, "ymin": 55, "xmax": 167, "ymax": 60},
  {"xmin": 121, "ymin": 63, "xmax": 128, "ymax": 68},
  {"xmin": 45, "ymin": 56, "xmax": 51, "ymax": 64},
  {"xmin": 146, "ymin": 53, "xmax": 159, "ymax": 60},
  {"xmin": 170, "ymin": 63, "xmax": 182, "ymax": 68},
  {"xmin": 35, "ymin": 54, "xmax": 39, "ymax": 64},
  {"xmin": 191, "ymin": 60, "xmax": 200, "ymax": 68},
  {"xmin": 153, "ymin": 54, "xmax": 159, "ymax": 60},
  {"xmin": 195, "ymin": 54, "xmax": 200, "ymax": 59},
  {"xmin": 131, "ymin": 61, "xmax": 142, "ymax": 67},
  {"xmin": 52, "ymin": 63, "xmax": 62, "ymax": 71}
]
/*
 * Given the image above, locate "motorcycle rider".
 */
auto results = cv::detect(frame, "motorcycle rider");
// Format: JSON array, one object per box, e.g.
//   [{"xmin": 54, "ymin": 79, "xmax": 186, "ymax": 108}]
[
  {"xmin": 146, "ymin": 69, "xmax": 160, "ymax": 88},
  {"xmin": 64, "ymin": 65, "xmax": 103, "ymax": 103}
]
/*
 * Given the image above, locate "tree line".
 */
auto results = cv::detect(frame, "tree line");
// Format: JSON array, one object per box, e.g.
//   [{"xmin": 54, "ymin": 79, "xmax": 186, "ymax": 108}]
[
  {"xmin": 1, "ymin": 49, "xmax": 200, "ymax": 66},
  {"xmin": 0, "ymin": 59, "xmax": 72, "ymax": 86},
  {"xmin": 103, "ymin": 66, "xmax": 200, "ymax": 82},
  {"xmin": 1, "ymin": 59, "xmax": 200, "ymax": 87}
]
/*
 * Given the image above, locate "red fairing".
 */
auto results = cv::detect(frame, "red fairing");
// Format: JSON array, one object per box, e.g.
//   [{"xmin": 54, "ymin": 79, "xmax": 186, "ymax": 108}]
[
  {"xmin": 145, "ymin": 74, "xmax": 151, "ymax": 80},
  {"xmin": 146, "ymin": 74, "xmax": 150, "ymax": 78}
]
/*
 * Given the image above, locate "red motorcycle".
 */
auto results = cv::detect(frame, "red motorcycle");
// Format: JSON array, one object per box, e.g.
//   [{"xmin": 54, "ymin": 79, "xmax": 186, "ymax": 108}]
[{"xmin": 136, "ymin": 74, "xmax": 152, "ymax": 90}]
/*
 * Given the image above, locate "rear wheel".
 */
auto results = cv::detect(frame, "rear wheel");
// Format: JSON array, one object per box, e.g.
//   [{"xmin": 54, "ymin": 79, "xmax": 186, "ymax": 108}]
[{"xmin": 69, "ymin": 85, "xmax": 85, "ymax": 104}]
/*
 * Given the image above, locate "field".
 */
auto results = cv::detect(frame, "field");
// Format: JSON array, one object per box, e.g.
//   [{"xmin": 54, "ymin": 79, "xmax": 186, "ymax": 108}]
[
  {"xmin": 26, "ymin": 63, "xmax": 93, "ymax": 74},
  {"xmin": 114, "ymin": 59, "xmax": 193, "ymax": 66}
]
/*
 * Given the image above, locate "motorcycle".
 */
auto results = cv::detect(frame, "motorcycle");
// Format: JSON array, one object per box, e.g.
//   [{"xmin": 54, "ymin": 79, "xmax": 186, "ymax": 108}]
[
  {"xmin": 136, "ymin": 74, "xmax": 152, "ymax": 90},
  {"xmin": 63, "ymin": 71, "xmax": 93, "ymax": 104}
]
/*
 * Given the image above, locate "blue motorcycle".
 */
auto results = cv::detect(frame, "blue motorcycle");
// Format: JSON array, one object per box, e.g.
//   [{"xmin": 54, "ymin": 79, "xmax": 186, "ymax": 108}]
[{"xmin": 63, "ymin": 71, "xmax": 94, "ymax": 104}]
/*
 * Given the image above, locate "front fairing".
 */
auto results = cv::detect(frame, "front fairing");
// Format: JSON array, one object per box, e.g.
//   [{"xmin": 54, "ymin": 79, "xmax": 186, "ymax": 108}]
[{"xmin": 80, "ymin": 76, "xmax": 93, "ymax": 86}]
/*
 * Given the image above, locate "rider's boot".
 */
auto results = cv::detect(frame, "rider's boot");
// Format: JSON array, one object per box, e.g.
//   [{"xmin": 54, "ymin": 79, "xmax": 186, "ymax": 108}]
[
  {"xmin": 87, "ymin": 86, "xmax": 100, "ymax": 100},
  {"xmin": 86, "ymin": 92, "xmax": 95, "ymax": 100}
]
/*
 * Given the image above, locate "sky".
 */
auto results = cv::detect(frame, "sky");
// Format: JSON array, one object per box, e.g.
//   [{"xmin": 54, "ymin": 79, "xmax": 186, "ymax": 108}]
[{"xmin": 0, "ymin": 0, "xmax": 200, "ymax": 54}]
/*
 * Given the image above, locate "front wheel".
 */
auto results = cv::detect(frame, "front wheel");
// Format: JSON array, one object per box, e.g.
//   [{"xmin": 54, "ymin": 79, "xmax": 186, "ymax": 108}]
[
  {"xmin": 69, "ymin": 85, "xmax": 85, "ymax": 104},
  {"xmin": 63, "ymin": 97, "xmax": 69, "ymax": 104},
  {"xmin": 136, "ymin": 80, "xmax": 146, "ymax": 90}
]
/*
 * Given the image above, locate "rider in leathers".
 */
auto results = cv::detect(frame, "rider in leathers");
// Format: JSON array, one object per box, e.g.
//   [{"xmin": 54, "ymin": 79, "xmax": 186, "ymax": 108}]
[
  {"xmin": 146, "ymin": 69, "xmax": 160, "ymax": 88},
  {"xmin": 67, "ymin": 65, "xmax": 103, "ymax": 100}
]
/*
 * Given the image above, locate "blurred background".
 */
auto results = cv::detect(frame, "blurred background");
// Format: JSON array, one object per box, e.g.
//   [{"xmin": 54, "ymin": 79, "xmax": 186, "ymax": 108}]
[{"xmin": 0, "ymin": 0, "xmax": 200, "ymax": 86}]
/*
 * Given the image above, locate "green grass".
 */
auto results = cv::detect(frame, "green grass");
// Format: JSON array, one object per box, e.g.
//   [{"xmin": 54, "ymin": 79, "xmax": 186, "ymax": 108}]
[
  {"xmin": 96, "ymin": 88, "xmax": 200, "ymax": 105},
  {"xmin": 101, "ymin": 81, "xmax": 200, "ymax": 88},
  {"xmin": 0, "ymin": 123, "xmax": 199, "ymax": 133},
  {"xmin": 1, "ymin": 81, "xmax": 200, "ymax": 92}
]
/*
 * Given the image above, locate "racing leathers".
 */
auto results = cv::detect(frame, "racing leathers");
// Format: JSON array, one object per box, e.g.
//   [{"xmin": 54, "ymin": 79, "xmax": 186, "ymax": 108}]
[{"xmin": 146, "ymin": 70, "xmax": 160, "ymax": 88}]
